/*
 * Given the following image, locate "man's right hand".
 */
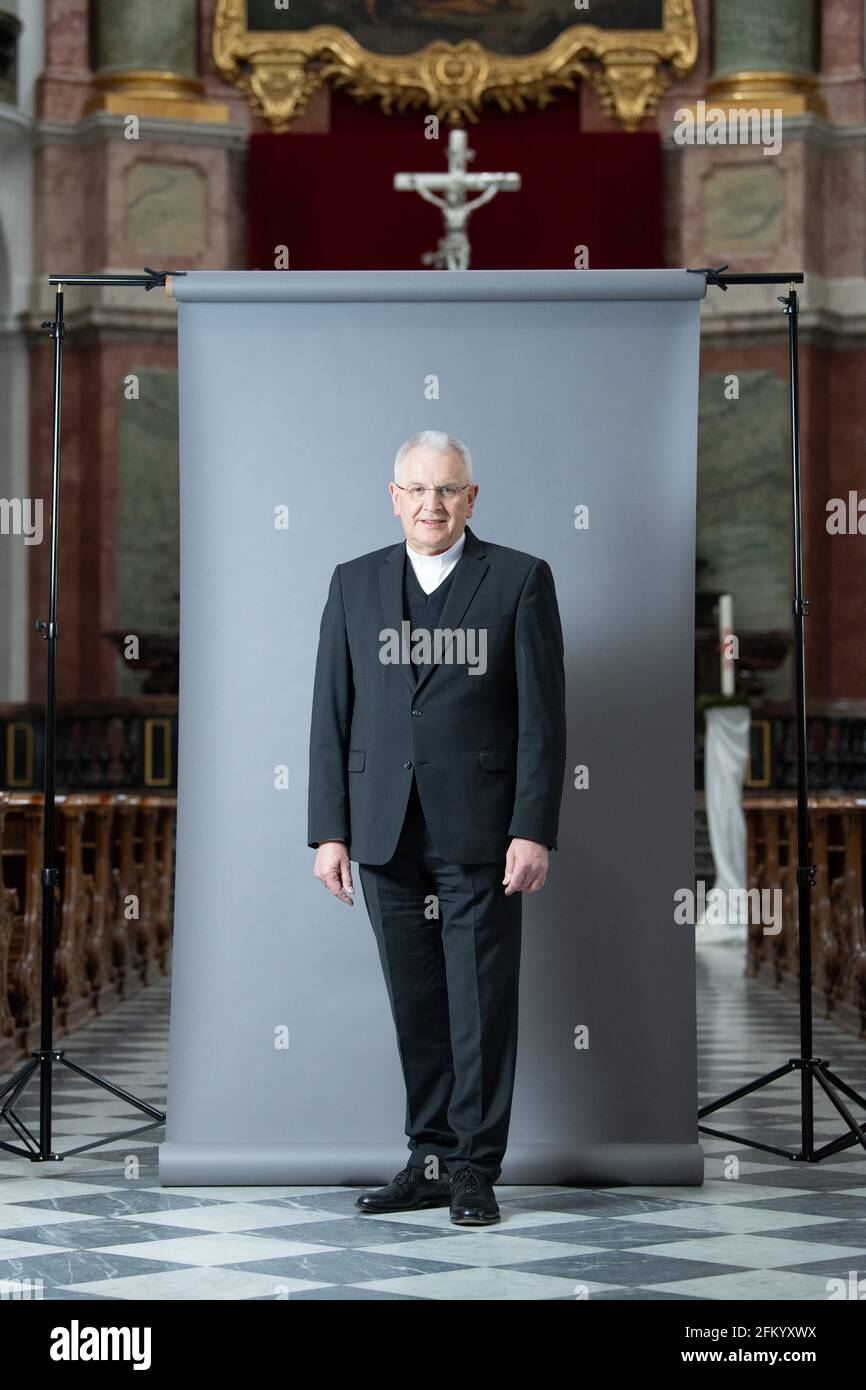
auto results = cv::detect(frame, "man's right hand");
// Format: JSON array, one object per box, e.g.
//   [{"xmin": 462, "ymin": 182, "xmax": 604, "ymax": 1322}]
[{"xmin": 313, "ymin": 840, "xmax": 355, "ymax": 906}]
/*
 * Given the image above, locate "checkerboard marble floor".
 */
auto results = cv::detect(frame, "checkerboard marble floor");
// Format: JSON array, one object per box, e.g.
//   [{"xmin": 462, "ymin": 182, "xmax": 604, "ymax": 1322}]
[{"xmin": 1, "ymin": 948, "xmax": 865, "ymax": 1301}]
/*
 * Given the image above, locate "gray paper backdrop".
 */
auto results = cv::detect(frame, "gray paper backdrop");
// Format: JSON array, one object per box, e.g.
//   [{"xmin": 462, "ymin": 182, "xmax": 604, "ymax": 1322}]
[{"xmin": 159, "ymin": 270, "xmax": 706, "ymax": 1186}]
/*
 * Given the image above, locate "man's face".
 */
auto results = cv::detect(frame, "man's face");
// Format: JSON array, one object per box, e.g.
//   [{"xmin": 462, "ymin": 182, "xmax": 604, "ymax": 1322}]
[{"xmin": 389, "ymin": 445, "xmax": 478, "ymax": 555}]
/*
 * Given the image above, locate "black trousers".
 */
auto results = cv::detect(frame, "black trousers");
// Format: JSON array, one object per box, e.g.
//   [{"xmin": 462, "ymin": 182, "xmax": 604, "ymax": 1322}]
[{"xmin": 357, "ymin": 777, "xmax": 522, "ymax": 1184}]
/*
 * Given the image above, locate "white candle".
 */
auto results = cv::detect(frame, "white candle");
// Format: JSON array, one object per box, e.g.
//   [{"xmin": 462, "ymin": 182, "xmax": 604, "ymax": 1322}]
[{"xmin": 719, "ymin": 592, "xmax": 735, "ymax": 696}]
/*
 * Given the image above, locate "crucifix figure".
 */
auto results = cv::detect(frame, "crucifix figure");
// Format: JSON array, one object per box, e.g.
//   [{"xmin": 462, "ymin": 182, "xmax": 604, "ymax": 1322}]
[{"xmin": 394, "ymin": 129, "xmax": 521, "ymax": 271}]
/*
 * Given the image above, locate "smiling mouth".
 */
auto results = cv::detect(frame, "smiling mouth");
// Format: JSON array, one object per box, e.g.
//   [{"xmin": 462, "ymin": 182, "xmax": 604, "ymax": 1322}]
[{"xmin": 420, "ymin": 519, "xmax": 446, "ymax": 525}]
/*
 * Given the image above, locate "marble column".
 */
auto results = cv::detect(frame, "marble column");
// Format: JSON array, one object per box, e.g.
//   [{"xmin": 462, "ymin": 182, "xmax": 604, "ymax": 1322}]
[
  {"xmin": 85, "ymin": 0, "xmax": 228, "ymax": 123},
  {"xmin": 707, "ymin": 0, "xmax": 824, "ymax": 114}
]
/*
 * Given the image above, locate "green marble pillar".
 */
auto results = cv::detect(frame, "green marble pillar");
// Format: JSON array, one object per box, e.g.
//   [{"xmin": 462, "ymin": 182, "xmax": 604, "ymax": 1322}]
[
  {"xmin": 708, "ymin": 0, "xmax": 822, "ymax": 115},
  {"xmin": 86, "ymin": 0, "xmax": 227, "ymax": 122},
  {"xmin": 93, "ymin": 0, "xmax": 198, "ymax": 79}
]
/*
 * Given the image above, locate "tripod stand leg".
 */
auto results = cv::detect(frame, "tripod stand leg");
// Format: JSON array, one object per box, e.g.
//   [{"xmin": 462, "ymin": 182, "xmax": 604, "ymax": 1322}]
[
  {"xmin": 698, "ymin": 1060, "xmax": 796, "ymax": 1118},
  {"xmin": 58, "ymin": 1119, "xmax": 164, "ymax": 1159},
  {"xmin": 812, "ymin": 1064, "xmax": 866, "ymax": 1155},
  {"xmin": 1, "ymin": 1106, "xmax": 41, "ymax": 1154},
  {"xmin": 0, "ymin": 1053, "xmax": 40, "ymax": 1104},
  {"xmin": 58, "ymin": 1054, "xmax": 165, "ymax": 1121},
  {"xmin": 0, "ymin": 1056, "xmax": 47, "ymax": 1157},
  {"xmin": 817, "ymin": 1064, "xmax": 866, "ymax": 1112},
  {"xmin": 696, "ymin": 1123, "xmax": 799, "ymax": 1159}
]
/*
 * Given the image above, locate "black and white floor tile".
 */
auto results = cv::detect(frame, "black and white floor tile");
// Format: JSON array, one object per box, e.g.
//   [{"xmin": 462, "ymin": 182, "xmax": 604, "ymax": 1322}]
[{"xmin": 1, "ymin": 950, "xmax": 865, "ymax": 1301}]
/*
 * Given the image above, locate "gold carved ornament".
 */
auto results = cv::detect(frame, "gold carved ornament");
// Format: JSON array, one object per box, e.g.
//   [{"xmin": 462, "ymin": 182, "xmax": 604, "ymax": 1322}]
[{"xmin": 213, "ymin": 0, "xmax": 698, "ymax": 131}]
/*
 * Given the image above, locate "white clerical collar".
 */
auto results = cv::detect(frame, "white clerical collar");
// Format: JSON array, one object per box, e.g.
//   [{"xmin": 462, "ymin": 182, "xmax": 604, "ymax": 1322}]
[
  {"xmin": 405, "ymin": 530, "xmax": 466, "ymax": 594},
  {"xmin": 406, "ymin": 530, "xmax": 465, "ymax": 573}
]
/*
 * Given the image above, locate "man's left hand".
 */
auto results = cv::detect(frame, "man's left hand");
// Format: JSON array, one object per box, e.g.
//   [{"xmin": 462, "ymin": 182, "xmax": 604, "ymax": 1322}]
[{"xmin": 503, "ymin": 839, "xmax": 549, "ymax": 895}]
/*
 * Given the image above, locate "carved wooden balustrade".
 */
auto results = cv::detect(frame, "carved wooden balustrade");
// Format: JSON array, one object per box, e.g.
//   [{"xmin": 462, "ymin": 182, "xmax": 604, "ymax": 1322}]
[
  {"xmin": 745, "ymin": 796, "xmax": 866, "ymax": 1039},
  {"xmin": 0, "ymin": 793, "xmax": 175, "ymax": 1069}
]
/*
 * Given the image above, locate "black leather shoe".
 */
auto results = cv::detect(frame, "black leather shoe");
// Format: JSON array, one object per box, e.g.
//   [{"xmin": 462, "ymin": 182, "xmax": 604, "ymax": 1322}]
[
  {"xmin": 449, "ymin": 1165, "xmax": 501, "ymax": 1225},
  {"xmin": 356, "ymin": 1164, "xmax": 452, "ymax": 1213}
]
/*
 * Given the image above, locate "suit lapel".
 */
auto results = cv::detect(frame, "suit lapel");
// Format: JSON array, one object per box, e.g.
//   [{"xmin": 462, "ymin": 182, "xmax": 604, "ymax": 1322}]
[{"xmin": 379, "ymin": 542, "xmax": 416, "ymax": 697}]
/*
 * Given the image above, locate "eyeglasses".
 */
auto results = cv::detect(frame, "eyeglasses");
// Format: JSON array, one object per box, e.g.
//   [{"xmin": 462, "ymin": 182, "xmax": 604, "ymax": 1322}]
[{"xmin": 395, "ymin": 483, "xmax": 472, "ymax": 501}]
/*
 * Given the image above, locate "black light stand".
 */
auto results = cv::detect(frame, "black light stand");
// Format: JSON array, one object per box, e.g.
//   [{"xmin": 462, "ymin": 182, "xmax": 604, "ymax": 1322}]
[
  {"xmin": 689, "ymin": 264, "xmax": 866, "ymax": 1162},
  {"xmin": 0, "ymin": 269, "xmax": 185, "ymax": 1162}
]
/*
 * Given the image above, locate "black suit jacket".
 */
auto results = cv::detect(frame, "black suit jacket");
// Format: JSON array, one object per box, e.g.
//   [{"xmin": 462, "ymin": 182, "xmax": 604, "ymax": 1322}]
[{"xmin": 307, "ymin": 524, "xmax": 567, "ymax": 864}]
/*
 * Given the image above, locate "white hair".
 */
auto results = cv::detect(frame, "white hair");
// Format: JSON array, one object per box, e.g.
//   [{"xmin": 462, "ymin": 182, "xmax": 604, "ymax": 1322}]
[{"xmin": 394, "ymin": 431, "xmax": 473, "ymax": 484}]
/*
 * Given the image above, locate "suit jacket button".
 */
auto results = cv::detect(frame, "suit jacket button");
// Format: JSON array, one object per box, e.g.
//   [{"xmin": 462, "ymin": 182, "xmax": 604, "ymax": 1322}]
[
  {"xmin": 403, "ymin": 760, "xmax": 412, "ymax": 769},
  {"xmin": 411, "ymin": 709, "xmax": 422, "ymax": 716}
]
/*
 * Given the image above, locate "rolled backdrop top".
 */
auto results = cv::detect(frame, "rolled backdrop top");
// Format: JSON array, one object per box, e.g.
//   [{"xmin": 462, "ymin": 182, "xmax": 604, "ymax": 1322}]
[{"xmin": 172, "ymin": 268, "xmax": 708, "ymax": 303}]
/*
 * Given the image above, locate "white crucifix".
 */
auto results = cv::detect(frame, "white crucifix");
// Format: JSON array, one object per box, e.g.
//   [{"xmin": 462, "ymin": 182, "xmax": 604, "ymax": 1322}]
[{"xmin": 394, "ymin": 129, "xmax": 521, "ymax": 271}]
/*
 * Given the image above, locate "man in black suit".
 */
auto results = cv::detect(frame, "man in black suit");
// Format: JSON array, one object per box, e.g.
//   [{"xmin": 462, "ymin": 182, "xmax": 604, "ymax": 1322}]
[{"xmin": 308, "ymin": 430, "xmax": 566, "ymax": 1225}]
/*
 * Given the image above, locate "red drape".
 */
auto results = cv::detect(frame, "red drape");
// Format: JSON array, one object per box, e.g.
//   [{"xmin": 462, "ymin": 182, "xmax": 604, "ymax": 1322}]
[{"xmin": 248, "ymin": 94, "xmax": 661, "ymax": 271}]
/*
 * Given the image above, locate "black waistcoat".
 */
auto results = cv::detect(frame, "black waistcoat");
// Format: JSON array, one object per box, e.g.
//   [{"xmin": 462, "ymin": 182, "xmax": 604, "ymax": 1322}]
[{"xmin": 402, "ymin": 551, "xmax": 461, "ymax": 685}]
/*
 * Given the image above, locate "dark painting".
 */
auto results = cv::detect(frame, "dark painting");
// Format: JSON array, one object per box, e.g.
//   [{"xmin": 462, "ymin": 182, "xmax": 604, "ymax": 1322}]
[{"xmin": 245, "ymin": 0, "xmax": 665, "ymax": 59}]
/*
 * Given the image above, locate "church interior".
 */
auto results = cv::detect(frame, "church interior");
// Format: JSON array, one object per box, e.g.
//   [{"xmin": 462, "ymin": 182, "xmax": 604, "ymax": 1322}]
[{"xmin": 0, "ymin": 0, "xmax": 865, "ymax": 1317}]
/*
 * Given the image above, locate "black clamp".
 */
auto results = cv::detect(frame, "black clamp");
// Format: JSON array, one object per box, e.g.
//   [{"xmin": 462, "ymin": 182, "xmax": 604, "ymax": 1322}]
[
  {"xmin": 686, "ymin": 264, "xmax": 730, "ymax": 290},
  {"xmin": 797, "ymin": 866, "xmax": 817, "ymax": 887},
  {"xmin": 143, "ymin": 267, "xmax": 189, "ymax": 291}
]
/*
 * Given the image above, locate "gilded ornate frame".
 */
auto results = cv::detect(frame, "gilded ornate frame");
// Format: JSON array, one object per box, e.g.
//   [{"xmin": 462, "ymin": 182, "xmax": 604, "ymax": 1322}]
[{"xmin": 213, "ymin": 0, "xmax": 697, "ymax": 131}]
